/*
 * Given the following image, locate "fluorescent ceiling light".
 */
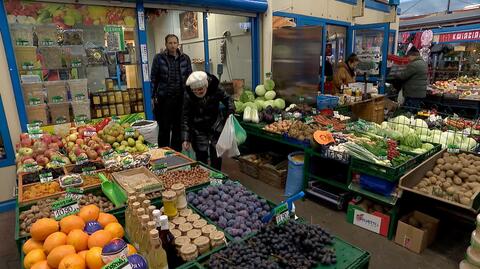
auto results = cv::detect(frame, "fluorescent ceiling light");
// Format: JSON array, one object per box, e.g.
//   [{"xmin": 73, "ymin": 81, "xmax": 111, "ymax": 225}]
[{"xmin": 464, "ymin": 4, "xmax": 480, "ymax": 10}]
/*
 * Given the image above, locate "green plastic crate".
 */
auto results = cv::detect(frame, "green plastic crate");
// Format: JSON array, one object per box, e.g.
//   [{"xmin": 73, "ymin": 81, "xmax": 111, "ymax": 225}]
[{"xmin": 350, "ymin": 154, "xmax": 418, "ymax": 182}]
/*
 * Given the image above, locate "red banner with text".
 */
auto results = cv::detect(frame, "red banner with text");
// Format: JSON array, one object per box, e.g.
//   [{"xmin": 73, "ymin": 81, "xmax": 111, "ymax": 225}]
[{"xmin": 438, "ymin": 30, "xmax": 480, "ymax": 43}]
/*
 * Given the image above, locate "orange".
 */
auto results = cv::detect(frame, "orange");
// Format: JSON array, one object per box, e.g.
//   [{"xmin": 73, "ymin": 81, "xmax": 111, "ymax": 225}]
[
  {"xmin": 78, "ymin": 205, "xmax": 100, "ymax": 222},
  {"xmin": 24, "ymin": 249, "xmax": 47, "ymax": 269},
  {"xmin": 23, "ymin": 238, "xmax": 44, "ymax": 254},
  {"xmin": 43, "ymin": 232, "xmax": 67, "ymax": 254},
  {"xmin": 59, "ymin": 253, "xmax": 86, "ymax": 269},
  {"xmin": 47, "ymin": 245, "xmax": 76, "ymax": 269},
  {"xmin": 85, "ymin": 247, "xmax": 105, "ymax": 269},
  {"xmin": 77, "ymin": 250, "xmax": 88, "ymax": 261},
  {"xmin": 87, "ymin": 230, "xmax": 112, "ymax": 249},
  {"xmin": 127, "ymin": 244, "xmax": 137, "ymax": 255},
  {"xmin": 97, "ymin": 213, "xmax": 118, "ymax": 228},
  {"xmin": 31, "ymin": 260, "xmax": 52, "ymax": 269},
  {"xmin": 30, "ymin": 218, "xmax": 59, "ymax": 241},
  {"xmin": 104, "ymin": 222, "xmax": 124, "ymax": 239},
  {"xmin": 66, "ymin": 229, "xmax": 89, "ymax": 252},
  {"xmin": 59, "ymin": 215, "xmax": 85, "ymax": 234}
]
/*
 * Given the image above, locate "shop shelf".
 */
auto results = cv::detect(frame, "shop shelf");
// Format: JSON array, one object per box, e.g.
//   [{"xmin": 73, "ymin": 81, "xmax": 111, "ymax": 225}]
[
  {"xmin": 14, "ymin": 46, "xmax": 36, "ymax": 70},
  {"xmin": 45, "ymin": 81, "xmax": 67, "ymax": 104},
  {"xmin": 308, "ymin": 173, "xmax": 349, "ymax": 191},
  {"xmin": 350, "ymin": 154, "xmax": 417, "ymax": 182},
  {"xmin": 22, "ymin": 82, "xmax": 45, "ymax": 106},
  {"xmin": 26, "ymin": 104, "xmax": 48, "ymax": 125},
  {"xmin": 348, "ymin": 182, "xmax": 399, "ymax": 206},
  {"xmin": 67, "ymin": 79, "xmax": 88, "ymax": 102},
  {"xmin": 49, "ymin": 102, "xmax": 71, "ymax": 124}
]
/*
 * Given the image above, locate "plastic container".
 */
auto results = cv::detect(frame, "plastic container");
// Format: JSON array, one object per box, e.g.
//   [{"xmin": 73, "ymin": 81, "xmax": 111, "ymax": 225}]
[
  {"xmin": 359, "ymin": 174, "xmax": 396, "ymax": 196},
  {"xmin": 317, "ymin": 94, "xmax": 339, "ymax": 110},
  {"xmin": 68, "ymin": 79, "xmax": 88, "ymax": 102},
  {"xmin": 284, "ymin": 152, "xmax": 305, "ymax": 197},
  {"xmin": 72, "ymin": 101, "xmax": 91, "ymax": 121},
  {"xmin": 187, "ymin": 214, "xmax": 200, "ymax": 223},
  {"xmin": 193, "ymin": 236, "xmax": 210, "ymax": 254},
  {"xmin": 82, "ymin": 26, "xmax": 105, "ymax": 46},
  {"xmin": 49, "ymin": 102, "xmax": 71, "ymax": 124},
  {"xmin": 10, "ymin": 24, "xmax": 33, "ymax": 46},
  {"xmin": 93, "ymin": 106, "xmax": 103, "ymax": 118},
  {"xmin": 45, "ymin": 81, "xmax": 67, "ymax": 103},
  {"xmin": 35, "ymin": 25, "xmax": 57, "ymax": 47},
  {"xmin": 59, "ymin": 174, "xmax": 83, "ymax": 188},
  {"xmin": 26, "ymin": 104, "xmax": 48, "ymax": 125},
  {"xmin": 22, "ymin": 82, "xmax": 45, "ymax": 105},
  {"xmin": 39, "ymin": 47, "xmax": 64, "ymax": 69},
  {"xmin": 63, "ymin": 45, "xmax": 85, "ymax": 68},
  {"xmin": 14, "ymin": 46, "xmax": 36, "ymax": 70},
  {"xmin": 116, "ymin": 103, "xmax": 125, "ymax": 115}
]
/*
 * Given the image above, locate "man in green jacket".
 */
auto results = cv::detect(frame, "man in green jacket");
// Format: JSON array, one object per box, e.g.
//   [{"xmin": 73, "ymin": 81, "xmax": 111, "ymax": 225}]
[{"xmin": 395, "ymin": 47, "xmax": 428, "ymax": 108}]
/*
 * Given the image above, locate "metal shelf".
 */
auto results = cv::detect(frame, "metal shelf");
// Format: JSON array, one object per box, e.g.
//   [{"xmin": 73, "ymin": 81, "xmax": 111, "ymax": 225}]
[{"xmin": 348, "ymin": 182, "xmax": 399, "ymax": 206}]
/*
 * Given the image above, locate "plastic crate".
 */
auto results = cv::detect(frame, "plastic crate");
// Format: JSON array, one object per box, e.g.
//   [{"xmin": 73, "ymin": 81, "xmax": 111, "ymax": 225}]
[
  {"xmin": 317, "ymin": 94, "xmax": 339, "ymax": 110},
  {"xmin": 350, "ymin": 155, "xmax": 417, "ymax": 182},
  {"xmin": 282, "ymin": 133, "xmax": 312, "ymax": 148},
  {"xmin": 45, "ymin": 81, "xmax": 67, "ymax": 104},
  {"xmin": 359, "ymin": 174, "xmax": 397, "ymax": 196},
  {"xmin": 413, "ymin": 142, "xmax": 442, "ymax": 163}
]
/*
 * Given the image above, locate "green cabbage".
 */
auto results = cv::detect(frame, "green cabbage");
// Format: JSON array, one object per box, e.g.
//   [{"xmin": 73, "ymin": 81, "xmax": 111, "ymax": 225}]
[
  {"xmin": 234, "ymin": 101, "xmax": 245, "ymax": 113},
  {"xmin": 264, "ymin": 79, "xmax": 275, "ymax": 91},
  {"xmin": 410, "ymin": 119, "xmax": 428, "ymax": 129},
  {"xmin": 273, "ymin": 98, "xmax": 286, "ymax": 110},
  {"xmin": 255, "ymin": 85, "xmax": 266, "ymax": 96},
  {"xmin": 254, "ymin": 100, "xmax": 265, "ymax": 111},
  {"xmin": 389, "ymin": 115, "xmax": 411, "ymax": 125},
  {"xmin": 265, "ymin": 91, "xmax": 276, "ymax": 100},
  {"xmin": 240, "ymin": 90, "xmax": 255, "ymax": 103}
]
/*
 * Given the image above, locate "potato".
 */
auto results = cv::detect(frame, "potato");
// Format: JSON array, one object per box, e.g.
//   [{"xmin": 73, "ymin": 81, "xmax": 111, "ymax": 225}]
[
  {"xmin": 465, "ymin": 190, "xmax": 474, "ymax": 197},
  {"xmin": 443, "ymin": 182, "xmax": 452, "ymax": 189},
  {"xmin": 419, "ymin": 187, "xmax": 428, "ymax": 193},
  {"xmin": 443, "ymin": 163, "xmax": 452, "ymax": 171},
  {"xmin": 429, "ymin": 177, "xmax": 437, "ymax": 184},
  {"xmin": 453, "ymin": 164, "xmax": 463, "ymax": 173},
  {"xmin": 439, "ymin": 171, "xmax": 446, "ymax": 179},
  {"xmin": 436, "ymin": 158, "xmax": 445, "ymax": 165},
  {"xmin": 446, "ymin": 170, "xmax": 455, "ymax": 177},
  {"xmin": 460, "ymin": 196, "xmax": 471, "ymax": 205},
  {"xmin": 433, "ymin": 167, "xmax": 441, "ymax": 175},
  {"xmin": 464, "ymin": 168, "xmax": 476, "ymax": 175},
  {"xmin": 417, "ymin": 182, "xmax": 427, "ymax": 188},
  {"xmin": 443, "ymin": 152, "xmax": 450, "ymax": 158},
  {"xmin": 474, "ymin": 161, "xmax": 480, "ymax": 167},
  {"xmin": 468, "ymin": 175, "xmax": 479, "ymax": 182},
  {"xmin": 446, "ymin": 177, "xmax": 453, "ymax": 184},
  {"xmin": 426, "ymin": 171, "xmax": 434, "ymax": 177},
  {"xmin": 454, "ymin": 176, "xmax": 463, "ymax": 185},
  {"xmin": 446, "ymin": 186, "xmax": 456, "ymax": 195}
]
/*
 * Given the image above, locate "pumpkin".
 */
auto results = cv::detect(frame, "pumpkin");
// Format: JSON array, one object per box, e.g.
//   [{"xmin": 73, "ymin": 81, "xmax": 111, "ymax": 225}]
[{"xmin": 313, "ymin": 130, "xmax": 335, "ymax": 145}]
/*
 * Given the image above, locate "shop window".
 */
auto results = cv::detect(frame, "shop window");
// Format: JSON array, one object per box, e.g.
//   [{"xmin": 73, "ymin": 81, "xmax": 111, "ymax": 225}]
[
  {"xmin": 354, "ymin": 28, "xmax": 385, "ymax": 77},
  {"xmin": 207, "ymin": 13, "xmax": 252, "ymax": 95},
  {"xmin": 326, "ymin": 25, "xmax": 347, "ymax": 79},
  {"xmin": 431, "ymin": 43, "xmax": 480, "ymax": 82},
  {"xmin": 6, "ymin": 1, "xmax": 143, "ymax": 125}
]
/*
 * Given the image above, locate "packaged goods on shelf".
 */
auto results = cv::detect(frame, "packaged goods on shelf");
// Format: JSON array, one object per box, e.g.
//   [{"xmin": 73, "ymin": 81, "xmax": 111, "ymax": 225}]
[
  {"xmin": 14, "ymin": 46, "xmax": 36, "ymax": 70},
  {"xmin": 49, "ymin": 102, "xmax": 71, "ymax": 124},
  {"xmin": 35, "ymin": 25, "xmax": 58, "ymax": 47},
  {"xmin": 86, "ymin": 66, "xmax": 108, "ymax": 92},
  {"xmin": 26, "ymin": 104, "xmax": 49, "ymax": 125},
  {"xmin": 60, "ymin": 29, "xmax": 84, "ymax": 45},
  {"xmin": 45, "ymin": 81, "xmax": 68, "ymax": 104},
  {"xmin": 22, "ymin": 82, "xmax": 45, "ymax": 105},
  {"xmin": 68, "ymin": 79, "xmax": 89, "ymax": 102},
  {"xmin": 10, "ymin": 24, "xmax": 33, "ymax": 46},
  {"xmin": 39, "ymin": 46, "xmax": 64, "ymax": 69},
  {"xmin": 71, "ymin": 101, "xmax": 91, "ymax": 121}
]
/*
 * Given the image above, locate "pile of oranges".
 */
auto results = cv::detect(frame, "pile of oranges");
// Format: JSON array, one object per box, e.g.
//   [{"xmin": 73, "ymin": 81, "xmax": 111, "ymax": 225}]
[{"xmin": 22, "ymin": 204, "xmax": 136, "ymax": 269}]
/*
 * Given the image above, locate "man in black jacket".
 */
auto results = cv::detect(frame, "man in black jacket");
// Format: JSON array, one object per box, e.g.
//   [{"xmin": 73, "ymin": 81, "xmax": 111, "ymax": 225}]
[
  {"xmin": 181, "ymin": 71, "xmax": 235, "ymax": 170},
  {"xmin": 150, "ymin": 34, "xmax": 192, "ymax": 151}
]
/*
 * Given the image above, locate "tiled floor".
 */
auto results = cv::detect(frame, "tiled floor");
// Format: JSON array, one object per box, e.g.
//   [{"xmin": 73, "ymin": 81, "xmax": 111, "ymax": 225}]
[{"xmin": 0, "ymin": 157, "xmax": 467, "ymax": 268}]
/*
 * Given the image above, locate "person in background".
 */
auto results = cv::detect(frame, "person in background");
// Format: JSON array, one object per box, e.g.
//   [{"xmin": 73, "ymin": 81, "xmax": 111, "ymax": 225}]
[
  {"xmin": 394, "ymin": 46, "xmax": 428, "ymax": 108},
  {"xmin": 332, "ymin": 53, "xmax": 360, "ymax": 94},
  {"xmin": 150, "ymin": 34, "xmax": 192, "ymax": 151},
  {"xmin": 181, "ymin": 71, "xmax": 235, "ymax": 170}
]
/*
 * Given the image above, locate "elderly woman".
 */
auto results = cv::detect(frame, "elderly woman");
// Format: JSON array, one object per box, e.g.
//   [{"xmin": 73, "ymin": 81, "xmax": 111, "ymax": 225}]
[{"xmin": 181, "ymin": 71, "xmax": 235, "ymax": 170}]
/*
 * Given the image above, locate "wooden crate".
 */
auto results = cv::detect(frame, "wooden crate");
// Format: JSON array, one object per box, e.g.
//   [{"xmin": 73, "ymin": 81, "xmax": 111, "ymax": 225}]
[
  {"xmin": 239, "ymin": 154, "xmax": 261, "ymax": 178},
  {"xmin": 352, "ymin": 96, "xmax": 385, "ymax": 124},
  {"xmin": 258, "ymin": 160, "xmax": 288, "ymax": 189}
]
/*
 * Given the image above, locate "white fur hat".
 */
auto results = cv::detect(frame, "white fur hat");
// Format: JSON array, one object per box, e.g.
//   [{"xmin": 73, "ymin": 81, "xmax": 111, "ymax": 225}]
[{"xmin": 186, "ymin": 71, "xmax": 208, "ymax": 89}]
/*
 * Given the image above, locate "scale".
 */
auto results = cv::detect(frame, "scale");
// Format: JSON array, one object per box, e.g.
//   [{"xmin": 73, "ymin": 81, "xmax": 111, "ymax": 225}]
[{"xmin": 305, "ymin": 181, "xmax": 350, "ymax": 210}]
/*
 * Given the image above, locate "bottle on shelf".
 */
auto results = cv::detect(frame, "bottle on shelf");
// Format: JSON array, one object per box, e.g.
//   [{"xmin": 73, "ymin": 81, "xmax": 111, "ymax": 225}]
[
  {"xmin": 142, "ymin": 220, "xmax": 157, "ymax": 257},
  {"xmin": 146, "ymin": 229, "xmax": 168, "ymax": 269},
  {"xmin": 125, "ymin": 196, "xmax": 138, "ymax": 237},
  {"xmin": 142, "ymin": 199, "xmax": 151, "ymax": 211},
  {"xmin": 138, "ymin": 214, "xmax": 151, "ymax": 253},
  {"xmin": 132, "ymin": 207, "xmax": 146, "ymax": 250},
  {"xmin": 147, "ymin": 205, "xmax": 157, "ymax": 219},
  {"xmin": 153, "ymin": 210, "xmax": 182, "ymax": 268}
]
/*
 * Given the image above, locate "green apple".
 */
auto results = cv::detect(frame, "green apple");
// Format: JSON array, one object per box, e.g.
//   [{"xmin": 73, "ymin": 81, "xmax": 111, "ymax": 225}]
[
  {"xmin": 127, "ymin": 137, "xmax": 135, "ymax": 147},
  {"xmin": 112, "ymin": 142, "xmax": 120, "ymax": 148}
]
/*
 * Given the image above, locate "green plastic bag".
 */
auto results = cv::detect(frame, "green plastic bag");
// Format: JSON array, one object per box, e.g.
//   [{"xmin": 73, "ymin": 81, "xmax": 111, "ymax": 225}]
[
  {"xmin": 232, "ymin": 116, "xmax": 247, "ymax": 145},
  {"xmin": 182, "ymin": 148, "xmax": 196, "ymax": 160}
]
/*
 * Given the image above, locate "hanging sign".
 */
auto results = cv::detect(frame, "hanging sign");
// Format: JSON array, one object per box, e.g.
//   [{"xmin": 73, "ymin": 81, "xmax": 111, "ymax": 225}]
[
  {"xmin": 138, "ymin": 11, "xmax": 145, "ymax": 31},
  {"xmin": 142, "ymin": 64, "xmax": 150, "ymax": 82},
  {"xmin": 141, "ymin": 44, "xmax": 148, "ymax": 63},
  {"xmin": 438, "ymin": 30, "xmax": 480, "ymax": 43},
  {"xmin": 105, "ymin": 25, "xmax": 125, "ymax": 51}
]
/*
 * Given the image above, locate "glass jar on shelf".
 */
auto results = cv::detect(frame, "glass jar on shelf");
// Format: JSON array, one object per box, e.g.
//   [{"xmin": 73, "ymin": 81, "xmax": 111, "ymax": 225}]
[
  {"xmin": 116, "ymin": 103, "xmax": 125, "ymax": 115},
  {"xmin": 124, "ymin": 103, "xmax": 132, "ymax": 114},
  {"xmin": 122, "ymin": 90, "xmax": 130, "ymax": 103},
  {"xmin": 93, "ymin": 106, "xmax": 103, "ymax": 118},
  {"xmin": 107, "ymin": 91, "xmax": 116, "ymax": 104},
  {"xmin": 115, "ymin": 91, "xmax": 123, "ymax": 103},
  {"xmin": 102, "ymin": 105, "xmax": 110, "ymax": 117},
  {"xmin": 109, "ymin": 104, "xmax": 117, "ymax": 116},
  {"xmin": 129, "ymin": 88, "xmax": 137, "ymax": 102},
  {"xmin": 100, "ymin": 92, "xmax": 108, "ymax": 105},
  {"xmin": 136, "ymin": 88, "xmax": 143, "ymax": 100}
]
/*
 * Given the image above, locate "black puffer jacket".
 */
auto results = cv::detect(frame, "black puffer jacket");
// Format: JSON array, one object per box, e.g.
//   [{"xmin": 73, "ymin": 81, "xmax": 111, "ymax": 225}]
[
  {"xmin": 150, "ymin": 49, "xmax": 192, "ymax": 98},
  {"xmin": 181, "ymin": 73, "xmax": 235, "ymax": 150}
]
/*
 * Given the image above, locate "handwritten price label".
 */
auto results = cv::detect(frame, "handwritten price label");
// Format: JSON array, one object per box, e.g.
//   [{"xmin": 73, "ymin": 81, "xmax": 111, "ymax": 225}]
[
  {"xmin": 65, "ymin": 188, "xmax": 84, "ymax": 201},
  {"xmin": 76, "ymin": 156, "xmax": 88, "ymax": 165},
  {"xmin": 151, "ymin": 163, "xmax": 167, "ymax": 175},
  {"xmin": 103, "ymin": 257, "xmax": 132, "ymax": 269},
  {"xmin": 52, "ymin": 198, "xmax": 80, "ymax": 220},
  {"xmin": 39, "ymin": 172, "xmax": 54, "ymax": 183},
  {"xmin": 274, "ymin": 203, "xmax": 289, "ymax": 225}
]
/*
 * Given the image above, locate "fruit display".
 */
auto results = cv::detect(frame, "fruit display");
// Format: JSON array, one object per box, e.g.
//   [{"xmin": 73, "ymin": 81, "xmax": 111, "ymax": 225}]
[
  {"xmin": 16, "ymin": 133, "xmax": 70, "ymax": 174},
  {"xmin": 208, "ymin": 221, "xmax": 336, "ymax": 268},
  {"xmin": 157, "ymin": 166, "xmax": 210, "ymax": 189},
  {"xmin": 98, "ymin": 122, "xmax": 148, "ymax": 154},
  {"xmin": 21, "ymin": 204, "xmax": 135, "ymax": 269},
  {"xmin": 21, "ymin": 168, "xmax": 65, "ymax": 185},
  {"xmin": 64, "ymin": 126, "xmax": 112, "ymax": 163},
  {"xmin": 19, "ymin": 193, "xmax": 115, "ymax": 237},
  {"xmin": 187, "ymin": 180, "xmax": 271, "ymax": 240},
  {"xmin": 286, "ymin": 121, "xmax": 318, "ymax": 142},
  {"xmin": 431, "ymin": 77, "xmax": 480, "ymax": 99},
  {"xmin": 263, "ymin": 120, "xmax": 294, "ymax": 134},
  {"xmin": 313, "ymin": 114, "xmax": 347, "ymax": 131},
  {"xmin": 104, "ymin": 152, "xmax": 151, "ymax": 172},
  {"xmin": 412, "ymin": 152, "xmax": 480, "ymax": 206}
]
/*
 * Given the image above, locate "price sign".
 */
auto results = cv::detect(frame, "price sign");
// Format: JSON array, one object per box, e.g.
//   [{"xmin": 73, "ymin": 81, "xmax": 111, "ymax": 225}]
[
  {"xmin": 312, "ymin": 108, "xmax": 317, "ymax": 115},
  {"xmin": 102, "ymin": 149, "xmax": 115, "ymax": 161},
  {"xmin": 29, "ymin": 97, "xmax": 41, "ymax": 105},
  {"xmin": 39, "ymin": 172, "xmax": 54, "ymax": 183},
  {"xmin": 50, "ymin": 156, "xmax": 67, "ymax": 167},
  {"xmin": 65, "ymin": 188, "xmax": 84, "ymax": 201},
  {"xmin": 447, "ymin": 144, "xmax": 460, "ymax": 154},
  {"xmin": 111, "ymin": 116, "xmax": 120, "ymax": 123},
  {"xmin": 74, "ymin": 93, "xmax": 86, "ymax": 101},
  {"xmin": 24, "ymin": 162, "xmax": 39, "ymax": 173},
  {"xmin": 152, "ymin": 163, "xmax": 167, "ymax": 175},
  {"xmin": 304, "ymin": 116, "xmax": 314, "ymax": 125},
  {"xmin": 82, "ymin": 166, "xmax": 96, "ymax": 175},
  {"xmin": 209, "ymin": 172, "xmax": 224, "ymax": 186},
  {"xmin": 52, "ymin": 197, "xmax": 80, "ymax": 220},
  {"xmin": 273, "ymin": 203, "xmax": 289, "ymax": 225},
  {"xmin": 125, "ymin": 127, "xmax": 135, "ymax": 138},
  {"xmin": 28, "ymin": 128, "xmax": 43, "ymax": 140},
  {"xmin": 76, "ymin": 155, "xmax": 88, "ymax": 165},
  {"xmin": 83, "ymin": 127, "xmax": 97, "ymax": 137},
  {"xmin": 102, "ymin": 257, "xmax": 132, "ymax": 269}
]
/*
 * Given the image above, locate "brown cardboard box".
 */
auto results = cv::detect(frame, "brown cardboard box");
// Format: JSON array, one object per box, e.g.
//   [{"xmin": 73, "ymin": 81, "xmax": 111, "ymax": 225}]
[{"xmin": 394, "ymin": 211, "xmax": 439, "ymax": 253}]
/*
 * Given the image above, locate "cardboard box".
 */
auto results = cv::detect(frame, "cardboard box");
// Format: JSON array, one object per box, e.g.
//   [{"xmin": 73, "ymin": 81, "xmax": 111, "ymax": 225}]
[
  {"xmin": 394, "ymin": 211, "xmax": 439, "ymax": 253},
  {"xmin": 346, "ymin": 199, "xmax": 393, "ymax": 237}
]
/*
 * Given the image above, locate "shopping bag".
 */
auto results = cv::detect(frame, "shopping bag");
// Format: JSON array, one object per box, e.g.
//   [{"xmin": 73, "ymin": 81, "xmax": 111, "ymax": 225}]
[
  {"xmin": 182, "ymin": 148, "xmax": 196, "ymax": 160},
  {"xmin": 232, "ymin": 115, "xmax": 247, "ymax": 145},
  {"xmin": 216, "ymin": 115, "xmax": 240, "ymax": 157}
]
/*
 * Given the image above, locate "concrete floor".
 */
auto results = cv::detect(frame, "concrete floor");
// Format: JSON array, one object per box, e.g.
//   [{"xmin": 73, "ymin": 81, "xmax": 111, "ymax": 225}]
[{"xmin": 0, "ymin": 157, "xmax": 468, "ymax": 268}]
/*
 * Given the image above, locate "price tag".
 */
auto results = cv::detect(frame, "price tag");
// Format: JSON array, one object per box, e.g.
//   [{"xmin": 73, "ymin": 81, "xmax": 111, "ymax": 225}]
[
  {"xmin": 39, "ymin": 172, "xmax": 54, "ymax": 183},
  {"xmin": 74, "ymin": 116, "xmax": 87, "ymax": 126},
  {"xmin": 274, "ymin": 114, "xmax": 282, "ymax": 122},
  {"xmin": 55, "ymin": 117, "xmax": 67, "ymax": 124},
  {"xmin": 165, "ymin": 151, "xmax": 175, "ymax": 156},
  {"xmin": 76, "ymin": 155, "xmax": 88, "ymax": 165},
  {"xmin": 151, "ymin": 163, "xmax": 167, "ymax": 175},
  {"xmin": 447, "ymin": 144, "xmax": 460, "ymax": 154},
  {"xmin": 52, "ymin": 96, "xmax": 64, "ymax": 103},
  {"xmin": 40, "ymin": 40, "xmax": 55, "ymax": 46},
  {"xmin": 141, "ymin": 44, "xmax": 148, "ymax": 63},
  {"xmin": 209, "ymin": 172, "xmax": 224, "ymax": 186},
  {"xmin": 65, "ymin": 188, "xmax": 84, "ymax": 201},
  {"xmin": 28, "ymin": 129, "xmax": 43, "ymax": 140},
  {"xmin": 305, "ymin": 116, "xmax": 314, "ymax": 125},
  {"xmin": 273, "ymin": 203, "xmax": 289, "ymax": 225},
  {"xmin": 29, "ymin": 97, "xmax": 41, "ymax": 105},
  {"xmin": 102, "ymin": 149, "xmax": 115, "ymax": 161},
  {"xmin": 24, "ymin": 162, "xmax": 39, "ymax": 173},
  {"xmin": 51, "ymin": 197, "xmax": 80, "ymax": 221},
  {"xmin": 84, "ymin": 127, "xmax": 97, "ymax": 137},
  {"xmin": 111, "ymin": 116, "xmax": 120, "ymax": 123},
  {"xmin": 142, "ymin": 64, "xmax": 150, "ymax": 82},
  {"xmin": 103, "ymin": 257, "xmax": 132, "ymax": 269},
  {"xmin": 138, "ymin": 11, "xmax": 145, "ymax": 31},
  {"xmin": 74, "ymin": 93, "xmax": 86, "ymax": 101},
  {"xmin": 125, "ymin": 127, "xmax": 135, "ymax": 138},
  {"xmin": 312, "ymin": 108, "xmax": 317, "ymax": 115},
  {"xmin": 82, "ymin": 166, "xmax": 97, "ymax": 175},
  {"xmin": 50, "ymin": 156, "xmax": 67, "ymax": 167}
]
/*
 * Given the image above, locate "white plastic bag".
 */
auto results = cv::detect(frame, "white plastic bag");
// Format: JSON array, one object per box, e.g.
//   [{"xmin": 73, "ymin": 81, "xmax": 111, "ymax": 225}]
[
  {"xmin": 131, "ymin": 120, "xmax": 159, "ymax": 145},
  {"xmin": 216, "ymin": 115, "xmax": 240, "ymax": 157},
  {"xmin": 398, "ymin": 90, "xmax": 405, "ymax": 105}
]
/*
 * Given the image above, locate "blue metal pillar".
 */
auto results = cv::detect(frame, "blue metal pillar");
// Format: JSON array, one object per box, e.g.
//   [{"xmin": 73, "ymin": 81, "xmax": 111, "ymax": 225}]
[
  {"xmin": 250, "ymin": 15, "xmax": 260, "ymax": 89},
  {"xmin": 203, "ymin": 12, "xmax": 210, "ymax": 73}
]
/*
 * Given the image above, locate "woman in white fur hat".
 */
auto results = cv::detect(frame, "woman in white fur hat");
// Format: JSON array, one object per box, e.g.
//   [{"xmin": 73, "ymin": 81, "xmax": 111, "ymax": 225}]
[{"xmin": 181, "ymin": 71, "xmax": 235, "ymax": 169}]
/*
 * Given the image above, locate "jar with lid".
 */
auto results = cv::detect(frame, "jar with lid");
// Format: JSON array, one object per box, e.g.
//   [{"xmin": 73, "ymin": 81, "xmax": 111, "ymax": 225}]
[
  {"xmin": 192, "ymin": 219, "xmax": 207, "ymax": 230},
  {"xmin": 162, "ymin": 190, "xmax": 178, "ymax": 219},
  {"xmin": 93, "ymin": 106, "xmax": 102, "ymax": 118},
  {"xmin": 106, "ymin": 79, "xmax": 114, "ymax": 91},
  {"xmin": 101, "ymin": 105, "xmax": 110, "ymax": 117},
  {"xmin": 174, "ymin": 236, "xmax": 190, "ymax": 252},
  {"xmin": 171, "ymin": 183, "xmax": 187, "ymax": 210},
  {"xmin": 169, "ymin": 222, "xmax": 176, "ymax": 230},
  {"xmin": 124, "ymin": 102, "xmax": 132, "ymax": 114},
  {"xmin": 137, "ymin": 101, "xmax": 144, "ymax": 112},
  {"xmin": 92, "ymin": 93, "xmax": 101, "ymax": 105},
  {"xmin": 180, "ymin": 244, "xmax": 198, "ymax": 262},
  {"xmin": 116, "ymin": 103, "xmax": 125, "ymax": 115},
  {"xmin": 122, "ymin": 90, "xmax": 130, "ymax": 102},
  {"xmin": 179, "ymin": 208, "xmax": 192, "ymax": 217},
  {"xmin": 178, "ymin": 222, "xmax": 193, "ymax": 235},
  {"xmin": 114, "ymin": 91, "xmax": 123, "ymax": 103},
  {"xmin": 129, "ymin": 88, "xmax": 137, "ymax": 101},
  {"xmin": 186, "ymin": 229, "xmax": 202, "ymax": 241},
  {"xmin": 193, "ymin": 236, "xmax": 210, "ymax": 254},
  {"xmin": 186, "ymin": 214, "xmax": 200, "ymax": 223},
  {"xmin": 172, "ymin": 217, "xmax": 186, "ymax": 227},
  {"xmin": 107, "ymin": 91, "xmax": 115, "ymax": 104},
  {"xmin": 171, "ymin": 229, "xmax": 181, "ymax": 238},
  {"xmin": 210, "ymin": 231, "xmax": 225, "ymax": 248},
  {"xmin": 109, "ymin": 104, "xmax": 117, "ymax": 116},
  {"xmin": 136, "ymin": 88, "xmax": 143, "ymax": 100},
  {"xmin": 201, "ymin": 224, "xmax": 216, "ymax": 237},
  {"xmin": 100, "ymin": 92, "xmax": 108, "ymax": 105}
]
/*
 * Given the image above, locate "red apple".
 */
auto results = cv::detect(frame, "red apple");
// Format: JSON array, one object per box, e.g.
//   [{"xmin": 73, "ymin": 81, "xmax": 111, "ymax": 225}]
[
  {"xmin": 21, "ymin": 138, "xmax": 33, "ymax": 147},
  {"xmin": 56, "ymin": 140, "xmax": 64, "ymax": 148},
  {"xmin": 84, "ymin": 137, "xmax": 91, "ymax": 144},
  {"xmin": 76, "ymin": 138, "xmax": 84, "ymax": 145},
  {"xmin": 44, "ymin": 149, "xmax": 55, "ymax": 159},
  {"xmin": 104, "ymin": 144, "xmax": 112, "ymax": 151},
  {"xmin": 97, "ymin": 148, "xmax": 106, "ymax": 156},
  {"xmin": 86, "ymin": 150, "xmax": 98, "ymax": 160},
  {"xmin": 22, "ymin": 158, "xmax": 36, "ymax": 164},
  {"xmin": 20, "ymin": 133, "xmax": 29, "ymax": 141},
  {"xmin": 48, "ymin": 143, "xmax": 60, "ymax": 151},
  {"xmin": 35, "ymin": 155, "xmax": 49, "ymax": 166},
  {"xmin": 74, "ymin": 147, "xmax": 85, "ymax": 156}
]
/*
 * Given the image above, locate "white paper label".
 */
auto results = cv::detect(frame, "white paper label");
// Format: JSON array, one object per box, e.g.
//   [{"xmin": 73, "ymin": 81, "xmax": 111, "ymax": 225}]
[
  {"xmin": 275, "ymin": 210, "xmax": 289, "ymax": 225},
  {"xmin": 53, "ymin": 202, "xmax": 80, "ymax": 220},
  {"xmin": 353, "ymin": 209, "xmax": 382, "ymax": 234},
  {"xmin": 142, "ymin": 64, "xmax": 150, "ymax": 82},
  {"xmin": 141, "ymin": 44, "xmax": 148, "ymax": 63},
  {"xmin": 138, "ymin": 11, "xmax": 145, "ymax": 31}
]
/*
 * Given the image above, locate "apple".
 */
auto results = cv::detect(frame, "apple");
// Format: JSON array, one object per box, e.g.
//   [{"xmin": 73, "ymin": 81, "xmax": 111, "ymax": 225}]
[
  {"xmin": 44, "ymin": 149, "xmax": 55, "ymax": 159},
  {"xmin": 18, "ymin": 147, "xmax": 33, "ymax": 157},
  {"xmin": 35, "ymin": 155, "xmax": 49, "ymax": 166},
  {"xmin": 56, "ymin": 140, "xmax": 64, "ymax": 148},
  {"xmin": 42, "ymin": 134, "xmax": 52, "ymax": 144},
  {"xmin": 48, "ymin": 143, "xmax": 60, "ymax": 151},
  {"xmin": 86, "ymin": 149, "xmax": 98, "ymax": 160},
  {"xmin": 67, "ymin": 141, "xmax": 75, "ymax": 149},
  {"xmin": 84, "ymin": 137, "xmax": 91, "ymax": 144},
  {"xmin": 20, "ymin": 133, "xmax": 29, "ymax": 141},
  {"xmin": 104, "ymin": 144, "xmax": 112, "ymax": 151},
  {"xmin": 74, "ymin": 147, "xmax": 85, "ymax": 156},
  {"xmin": 21, "ymin": 138, "xmax": 33, "ymax": 147},
  {"xmin": 69, "ymin": 133, "xmax": 78, "ymax": 142},
  {"xmin": 23, "ymin": 158, "xmax": 36, "ymax": 164}
]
